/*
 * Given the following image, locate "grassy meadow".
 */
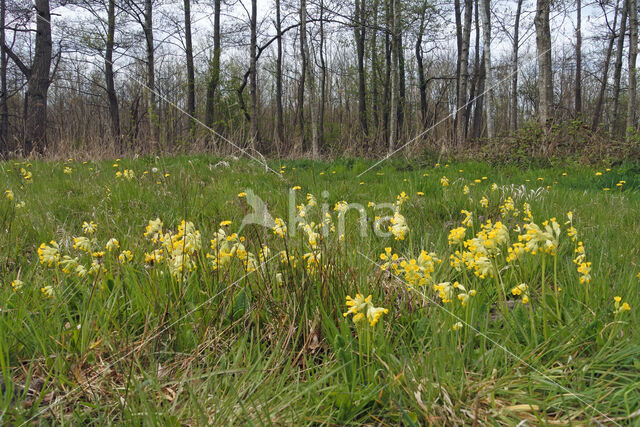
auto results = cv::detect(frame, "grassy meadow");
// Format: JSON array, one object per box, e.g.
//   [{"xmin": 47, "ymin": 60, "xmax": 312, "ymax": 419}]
[{"xmin": 1, "ymin": 155, "xmax": 639, "ymax": 424}]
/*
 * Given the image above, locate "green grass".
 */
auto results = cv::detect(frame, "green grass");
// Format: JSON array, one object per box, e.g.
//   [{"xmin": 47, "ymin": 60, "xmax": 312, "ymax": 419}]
[{"xmin": 1, "ymin": 155, "xmax": 639, "ymax": 425}]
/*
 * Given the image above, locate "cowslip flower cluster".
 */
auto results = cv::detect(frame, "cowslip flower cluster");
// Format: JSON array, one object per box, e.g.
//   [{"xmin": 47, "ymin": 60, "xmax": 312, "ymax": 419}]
[
  {"xmin": 613, "ymin": 296, "xmax": 631, "ymax": 314},
  {"xmin": 343, "ymin": 294, "xmax": 389, "ymax": 327}
]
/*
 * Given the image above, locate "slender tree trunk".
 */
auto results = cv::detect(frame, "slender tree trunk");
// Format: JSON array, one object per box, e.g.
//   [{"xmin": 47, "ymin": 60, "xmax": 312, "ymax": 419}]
[
  {"xmin": 535, "ymin": 0, "xmax": 553, "ymax": 129},
  {"xmin": 319, "ymin": 0, "xmax": 326, "ymax": 148},
  {"xmin": 355, "ymin": 0, "xmax": 368, "ymax": 137},
  {"xmin": 143, "ymin": 0, "xmax": 156, "ymax": 143},
  {"xmin": 275, "ymin": 0, "xmax": 284, "ymax": 147},
  {"xmin": 480, "ymin": 0, "xmax": 494, "ymax": 139},
  {"xmin": 467, "ymin": 0, "xmax": 479, "ymax": 137},
  {"xmin": 389, "ymin": 0, "xmax": 398, "ymax": 152},
  {"xmin": 249, "ymin": 0, "xmax": 258, "ymax": 146},
  {"xmin": 456, "ymin": 0, "xmax": 473, "ymax": 146},
  {"xmin": 511, "ymin": 0, "xmax": 523, "ymax": 133},
  {"xmin": 24, "ymin": 0, "xmax": 52, "ymax": 154},
  {"xmin": 184, "ymin": 0, "xmax": 195, "ymax": 138},
  {"xmin": 472, "ymin": 52, "xmax": 486, "ymax": 140},
  {"xmin": 383, "ymin": 0, "xmax": 391, "ymax": 149},
  {"xmin": 397, "ymin": 29, "xmax": 406, "ymax": 137},
  {"xmin": 454, "ymin": 0, "xmax": 462, "ymax": 117},
  {"xmin": 105, "ymin": 0, "xmax": 120, "ymax": 152},
  {"xmin": 592, "ymin": 0, "xmax": 619, "ymax": 131},
  {"xmin": 575, "ymin": 0, "xmax": 582, "ymax": 114},
  {"xmin": 370, "ymin": 0, "xmax": 380, "ymax": 143},
  {"xmin": 301, "ymin": 0, "xmax": 318, "ymax": 157},
  {"xmin": 297, "ymin": 0, "xmax": 307, "ymax": 151},
  {"xmin": 0, "ymin": 0, "xmax": 8, "ymax": 157},
  {"xmin": 205, "ymin": 0, "xmax": 221, "ymax": 133},
  {"xmin": 416, "ymin": 1, "xmax": 428, "ymax": 128},
  {"xmin": 626, "ymin": 0, "xmax": 638, "ymax": 138},
  {"xmin": 611, "ymin": 0, "xmax": 627, "ymax": 135}
]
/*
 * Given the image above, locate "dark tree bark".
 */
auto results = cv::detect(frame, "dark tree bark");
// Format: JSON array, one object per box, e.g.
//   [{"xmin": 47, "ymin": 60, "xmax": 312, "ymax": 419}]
[
  {"xmin": 592, "ymin": 0, "xmax": 619, "ymax": 131},
  {"xmin": 249, "ymin": 0, "xmax": 258, "ymax": 146},
  {"xmin": 4, "ymin": 0, "xmax": 53, "ymax": 154},
  {"xmin": 626, "ymin": 0, "xmax": 638, "ymax": 137},
  {"xmin": 205, "ymin": 0, "xmax": 221, "ymax": 131},
  {"xmin": 143, "ymin": 0, "xmax": 156, "ymax": 142},
  {"xmin": 535, "ymin": 0, "xmax": 553, "ymax": 128},
  {"xmin": 383, "ymin": 0, "xmax": 391, "ymax": 149},
  {"xmin": 297, "ymin": 0, "xmax": 307, "ymax": 151},
  {"xmin": 319, "ymin": 0, "xmax": 326, "ymax": 148},
  {"xmin": 275, "ymin": 0, "xmax": 284, "ymax": 147},
  {"xmin": 105, "ymin": 0, "xmax": 120, "ymax": 151},
  {"xmin": 611, "ymin": 0, "xmax": 627, "ymax": 135},
  {"xmin": 184, "ymin": 0, "xmax": 195, "ymax": 138},
  {"xmin": 575, "ymin": 0, "xmax": 582, "ymax": 114},
  {"xmin": 354, "ymin": 0, "xmax": 368, "ymax": 137},
  {"xmin": 416, "ymin": 1, "xmax": 428, "ymax": 128},
  {"xmin": 456, "ymin": 0, "xmax": 473, "ymax": 146},
  {"xmin": 0, "ymin": 0, "xmax": 8, "ymax": 157},
  {"xmin": 510, "ymin": 0, "xmax": 523, "ymax": 133},
  {"xmin": 370, "ymin": 0, "xmax": 380, "ymax": 142},
  {"xmin": 389, "ymin": 0, "xmax": 398, "ymax": 152}
]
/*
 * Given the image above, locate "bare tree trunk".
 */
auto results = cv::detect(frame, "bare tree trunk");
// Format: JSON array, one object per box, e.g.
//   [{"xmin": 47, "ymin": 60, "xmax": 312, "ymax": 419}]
[
  {"xmin": 456, "ymin": 0, "xmax": 473, "ymax": 146},
  {"xmin": 205, "ymin": 0, "xmax": 221, "ymax": 133},
  {"xmin": 416, "ymin": 1, "xmax": 428, "ymax": 128},
  {"xmin": 301, "ymin": 0, "xmax": 318, "ymax": 157},
  {"xmin": 467, "ymin": 0, "xmax": 479, "ymax": 137},
  {"xmin": 627, "ymin": 0, "xmax": 638, "ymax": 138},
  {"xmin": 388, "ymin": 0, "xmax": 398, "ymax": 152},
  {"xmin": 397, "ymin": 29, "xmax": 406, "ymax": 138},
  {"xmin": 297, "ymin": 0, "xmax": 307, "ymax": 151},
  {"xmin": 23, "ymin": 0, "xmax": 52, "ymax": 154},
  {"xmin": 143, "ymin": 0, "xmax": 156, "ymax": 144},
  {"xmin": 319, "ymin": 0, "xmax": 326, "ymax": 148},
  {"xmin": 370, "ymin": 0, "xmax": 380, "ymax": 144},
  {"xmin": 611, "ymin": 0, "xmax": 627, "ymax": 135},
  {"xmin": 510, "ymin": 0, "xmax": 523, "ymax": 133},
  {"xmin": 275, "ymin": 0, "xmax": 284, "ymax": 147},
  {"xmin": 249, "ymin": 0, "xmax": 258, "ymax": 147},
  {"xmin": 105, "ymin": 0, "xmax": 121, "ymax": 151},
  {"xmin": 480, "ymin": 0, "xmax": 494, "ymax": 139},
  {"xmin": 355, "ymin": 0, "xmax": 368, "ymax": 137},
  {"xmin": 383, "ymin": 0, "xmax": 391, "ymax": 149},
  {"xmin": 535, "ymin": 0, "xmax": 553, "ymax": 129},
  {"xmin": 184, "ymin": 0, "xmax": 195, "ymax": 139},
  {"xmin": 0, "ymin": 0, "xmax": 8, "ymax": 157},
  {"xmin": 575, "ymin": 0, "xmax": 582, "ymax": 115},
  {"xmin": 592, "ymin": 0, "xmax": 619, "ymax": 131}
]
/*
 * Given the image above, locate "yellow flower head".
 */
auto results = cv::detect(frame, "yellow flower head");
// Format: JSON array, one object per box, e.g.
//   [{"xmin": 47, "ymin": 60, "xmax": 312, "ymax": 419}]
[{"xmin": 4, "ymin": 189, "xmax": 14, "ymax": 200}]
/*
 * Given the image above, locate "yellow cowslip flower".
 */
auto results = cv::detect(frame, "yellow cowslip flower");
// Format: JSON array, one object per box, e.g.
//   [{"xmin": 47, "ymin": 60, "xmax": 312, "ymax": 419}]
[
  {"xmin": 59, "ymin": 255, "xmax": 79, "ymax": 274},
  {"xmin": 461, "ymin": 210, "xmax": 473, "ymax": 227},
  {"xmin": 73, "ymin": 236, "xmax": 93, "ymax": 253},
  {"xmin": 480, "ymin": 197, "xmax": 488, "ymax": 208},
  {"xmin": 63, "ymin": 167, "xmax": 72, "ymax": 174},
  {"xmin": 38, "ymin": 241, "xmax": 60, "ymax": 266},
  {"xmin": 41, "ymin": 285, "xmax": 54, "ymax": 297},
  {"xmin": 82, "ymin": 220, "xmax": 98, "ymax": 234},
  {"xmin": 11, "ymin": 279, "xmax": 24, "ymax": 291},
  {"xmin": 144, "ymin": 218, "xmax": 163, "ymax": 242},
  {"xmin": 220, "ymin": 220, "xmax": 232, "ymax": 227},
  {"xmin": 511, "ymin": 283, "xmax": 528, "ymax": 296},
  {"xmin": 389, "ymin": 211, "xmax": 409, "ymax": 240},
  {"xmin": 448, "ymin": 227, "xmax": 466, "ymax": 245},
  {"xmin": 75, "ymin": 264, "xmax": 87, "ymax": 277},
  {"xmin": 637, "ymin": 272, "xmax": 640, "ymax": 280},
  {"xmin": 292, "ymin": 185, "xmax": 301, "ymax": 191},
  {"xmin": 4, "ymin": 189, "xmax": 14, "ymax": 200},
  {"xmin": 614, "ymin": 296, "xmax": 631, "ymax": 314},
  {"xmin": 491, "ymin": 183, "xmax": 498, "ymax": 191},
  {"xmin": 344, "ymin": 294, "xmax": 388, "ymax": 327},
  {"xmin": 595, "ymin": 172, "xmax": 602, "ymax": 176},
  {"xmin": 416, "ymin": 191, "xmax": 425, "ymax": 196},
  {"xmin": 237, "ymin": 192, "xmax": 246, "ymax": 197},
  {"xmin": 463, "ymin": 185, "xmax": 470, "ymax": 195},
  {"xmin": 434, "ymin": 282, "xmax": 454, "ymax": 303},
  {"xmin": 118, "ymin": 250, "xmax": 133, "ymax": 264},
  {"xmin": 452, "ymin": 322, "xmax": 463, "ymax": 331},
  {"xmin": 273, "ymin": 218, "xmax": 287, "ymax": 238},
  {"xmin": 440, "ymin": 176, "xmax": 449, "ymax": 187},
  {"xmin": 334, "ymin": 200, "xmax": 348, "ymax": 214},
  {"xmin": 396, "ymin": 192, "xmax": 409, "ymax": 205},
  {"xmin": 106, "ymin": 238, "xmax": 120, "ymax": 251}
]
